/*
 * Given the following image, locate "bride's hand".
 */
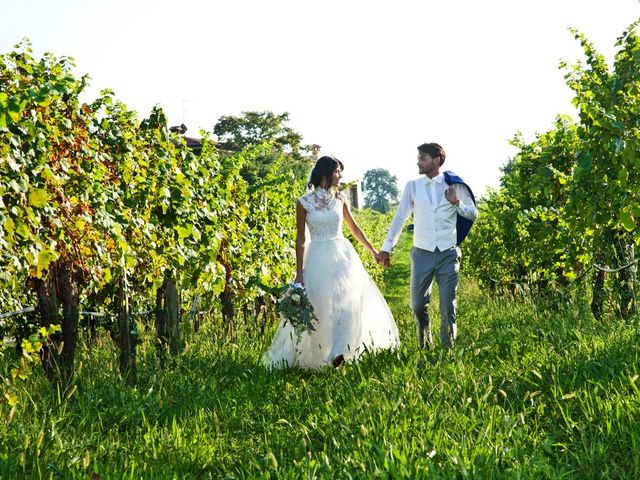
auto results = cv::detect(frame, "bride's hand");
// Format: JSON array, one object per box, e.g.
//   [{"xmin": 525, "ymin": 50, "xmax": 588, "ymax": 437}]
[{"xmin": 294, "ymin": 273, "xmax": 304, "ymax": 286}]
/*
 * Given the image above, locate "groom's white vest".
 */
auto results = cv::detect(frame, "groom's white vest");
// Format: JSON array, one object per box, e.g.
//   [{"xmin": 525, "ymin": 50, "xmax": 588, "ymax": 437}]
[
  {"xmin": 412, "ymin": 180, "xmax": 459, "ymax": 251},
  {"xmin": 382, "ymin": 174, "xmax": 476, "ymax": 254}
]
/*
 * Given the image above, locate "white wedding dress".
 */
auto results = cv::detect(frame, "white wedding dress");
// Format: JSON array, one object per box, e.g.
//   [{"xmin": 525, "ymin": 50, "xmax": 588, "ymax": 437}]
[{"xmin": 263, "ymin": 187, "xmax": 400, "ymax": 370}]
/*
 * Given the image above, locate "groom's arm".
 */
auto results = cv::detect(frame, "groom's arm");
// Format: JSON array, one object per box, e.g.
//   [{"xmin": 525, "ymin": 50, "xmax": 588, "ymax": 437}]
[{"xmin": 380, "ymin": 182, "xmax": 413, "ymax": 261}]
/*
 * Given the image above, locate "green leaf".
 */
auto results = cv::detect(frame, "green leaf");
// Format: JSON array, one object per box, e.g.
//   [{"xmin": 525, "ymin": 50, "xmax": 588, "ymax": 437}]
[
  {"xmin": 41, "ymin": 166, "xmax": 56, "ymax": 182},
  {"xmin": 118, "ymin": 238, "xmax": 129, "ymax": 253},
  {"xmin": 28, "ymin": 188, "xmax": 48, "ymax": 208},
  {"xmin": 174, "ymin": 225, "xmax": 192, "ymax": 239},
  {"xmin": 125, "ymin": 253, "xmax": 136, "ymax": 269},
  {"xmin": 576, "ymin": 152, "xmax": 591, "ymax": 171},
  {"xmin": 103, "ymin": 267, "xmax": 112, "ymax": 284},
  {"xmin": 16, "ymin": 221, "xmax": 30, "ymax": 239},
  {"xmin": 4, "ymin": 217, "xmax": 15, "ymax": 236},
  {"xmin": 617, "ymin": 167, "xmax": 628, "ymax": 186},
  {"xmin": 7, "ymin": 100, "xmax": 22, "ymax": 123},
  {"xmin": 75, "ymin": 218, "xmax": 86, "ymax": 231},
  {"xmin": 620, "ymin": 210, "xmax": 635, "ymax": 232},
  {"xmin": 37, "ymin": 250, "xmax": 51, "ymax": 277}
]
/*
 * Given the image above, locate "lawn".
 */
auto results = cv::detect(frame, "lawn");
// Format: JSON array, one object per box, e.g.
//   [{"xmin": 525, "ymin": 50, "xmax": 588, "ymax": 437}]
[{"xmin": 1, "ymin": 232, "xmax": 639, "ymax": 479}]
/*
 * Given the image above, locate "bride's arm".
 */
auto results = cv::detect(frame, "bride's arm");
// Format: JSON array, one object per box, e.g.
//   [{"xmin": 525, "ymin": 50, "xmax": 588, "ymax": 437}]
[
  {"xmin": 343, "ymin": 203, "xmax": 377, "ymax": 257},
  {"xmin": 294, "ymin": 200, "xmax": 306, "ymax": 285}
]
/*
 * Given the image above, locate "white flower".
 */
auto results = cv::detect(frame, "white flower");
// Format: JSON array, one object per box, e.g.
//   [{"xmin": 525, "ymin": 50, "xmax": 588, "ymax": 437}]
[{"xmin": 291, "ymin": 293, "xmax": 301, "ymax": 303}]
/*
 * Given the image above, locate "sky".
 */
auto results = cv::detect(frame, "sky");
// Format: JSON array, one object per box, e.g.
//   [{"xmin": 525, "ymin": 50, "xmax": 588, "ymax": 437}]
[{"xmin": 2, "ymin": 0, "xmax": 640, "ymax": 198}]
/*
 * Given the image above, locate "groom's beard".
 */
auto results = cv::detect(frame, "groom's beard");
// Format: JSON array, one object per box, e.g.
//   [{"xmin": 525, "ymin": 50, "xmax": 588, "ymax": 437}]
[{"xmin": 421, "ymin": 164, "xmax": 439, "ymax": 177}]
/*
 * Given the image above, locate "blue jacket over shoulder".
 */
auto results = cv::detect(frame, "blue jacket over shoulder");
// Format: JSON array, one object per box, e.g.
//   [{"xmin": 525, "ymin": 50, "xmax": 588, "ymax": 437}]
[{"xmin": 443, "ymin": 170, "xmax": 476, "ymax": 245}]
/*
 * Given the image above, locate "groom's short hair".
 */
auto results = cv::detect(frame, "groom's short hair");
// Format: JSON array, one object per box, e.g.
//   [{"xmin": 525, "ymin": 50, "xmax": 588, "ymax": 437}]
[{"xmin": 417, "ymin": 143, "xmax": 446, "ymax": 166}]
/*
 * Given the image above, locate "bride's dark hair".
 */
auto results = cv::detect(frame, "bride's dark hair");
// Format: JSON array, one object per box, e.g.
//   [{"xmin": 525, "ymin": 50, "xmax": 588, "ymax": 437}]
[{"xmin": 308, "ymin": 156, "xmax": 344, "ymax": 189}]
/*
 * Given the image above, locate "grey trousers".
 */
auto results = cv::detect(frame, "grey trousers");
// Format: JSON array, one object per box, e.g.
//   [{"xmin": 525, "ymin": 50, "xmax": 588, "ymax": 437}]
[{"xmin": 410, "ymin": 246, "xmax": 460, "ymax": 348}]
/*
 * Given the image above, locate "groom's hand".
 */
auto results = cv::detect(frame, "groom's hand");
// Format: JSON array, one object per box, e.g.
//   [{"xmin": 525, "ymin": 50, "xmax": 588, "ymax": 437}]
[
  {"xmin": 445, "ymin": 186, "xmax": 460, "ymax": 206},
  {"xmin": 378, "ymin": 251, "xmax": 391, "ymax": 268}
]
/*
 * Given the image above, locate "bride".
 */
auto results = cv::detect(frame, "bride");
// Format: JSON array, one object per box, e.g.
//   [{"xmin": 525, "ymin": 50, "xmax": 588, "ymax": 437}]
[{"xmin": 263, "ymin": 156, "xmax": 400, "ymax": 370}]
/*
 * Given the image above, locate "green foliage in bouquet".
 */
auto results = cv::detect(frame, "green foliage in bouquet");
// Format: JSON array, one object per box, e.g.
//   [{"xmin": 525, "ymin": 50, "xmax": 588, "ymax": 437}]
[{"xmin": 276, "ymin": 283, "xmax": 318, "ymax": 338}]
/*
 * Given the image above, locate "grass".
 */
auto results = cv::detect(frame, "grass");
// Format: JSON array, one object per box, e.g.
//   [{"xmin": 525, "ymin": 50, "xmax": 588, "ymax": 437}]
[{"xmin": 1, "ymin": 232, "xmax": 640, "ymax": 478}]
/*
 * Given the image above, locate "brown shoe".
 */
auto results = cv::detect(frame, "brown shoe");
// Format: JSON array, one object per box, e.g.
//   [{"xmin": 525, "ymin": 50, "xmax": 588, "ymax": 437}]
[{"xmin": 332, "ymin": 354, "xmax": 345, "ymax": 368}]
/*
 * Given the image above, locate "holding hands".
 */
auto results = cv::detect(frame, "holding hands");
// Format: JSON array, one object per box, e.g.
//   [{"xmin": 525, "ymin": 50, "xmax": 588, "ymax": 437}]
[{"xmin": 375, "ymin": 251, "xmax": 391, "ymax": 268}]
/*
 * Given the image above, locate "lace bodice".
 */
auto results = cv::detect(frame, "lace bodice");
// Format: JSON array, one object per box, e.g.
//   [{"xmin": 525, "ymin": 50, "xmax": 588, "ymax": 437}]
[{"xmin": 299, "ymin": 188, "xmax": 347, "ymax": 241}]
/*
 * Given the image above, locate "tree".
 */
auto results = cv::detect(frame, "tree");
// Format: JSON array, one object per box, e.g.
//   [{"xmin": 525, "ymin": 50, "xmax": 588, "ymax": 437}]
[
  {"xmin": 362, "ymin": 168, "xmax": 399, "ymax": 213},
  {"xmin": 213, "ymin": 111, "xmax": 311, "ymax": 186},
  {"xmin": 464, "ymin": 117, "xmax": 580, "ymax": 292},
  {"xmin": 0, "ymin": 42, "xmax": 303, "ymax": 393},
  {"xmin": 561, "ymin": 24, "xmax": 640, "ymax": 319},
  {"xmin": 465, "ymin": 22, "xmax": 640, "ymax": 319}
]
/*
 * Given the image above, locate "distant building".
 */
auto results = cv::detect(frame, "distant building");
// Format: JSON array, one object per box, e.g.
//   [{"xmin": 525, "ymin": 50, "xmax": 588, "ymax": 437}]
[
  {"xmin": 346, "ymin": 183, "xmax": 361, "ymax": 209},
  {"xmin": 170, "ymin": 124, "xmax": 203, "ymax": 155},
  {"xmin": 310, "ymin": 144, "xmax": 321, "ymax": 162}
]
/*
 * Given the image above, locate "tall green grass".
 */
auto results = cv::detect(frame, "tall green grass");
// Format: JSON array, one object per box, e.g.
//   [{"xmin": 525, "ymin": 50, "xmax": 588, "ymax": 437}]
[{"xmin": 1, "ymin": 233, "xmax": 639, "ymax": 478}]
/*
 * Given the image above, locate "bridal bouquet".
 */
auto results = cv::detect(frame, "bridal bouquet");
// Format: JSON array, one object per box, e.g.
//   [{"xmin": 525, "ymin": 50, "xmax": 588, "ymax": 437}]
[{"xmin": 277, "ymin": 283, "xmax": 318, "ymax": 338}]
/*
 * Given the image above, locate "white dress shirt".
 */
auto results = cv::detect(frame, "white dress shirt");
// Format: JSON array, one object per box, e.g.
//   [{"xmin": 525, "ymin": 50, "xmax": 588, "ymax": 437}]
[{"xmin": 382, "ymin": 173, "xmax": 478, "ymax": 253}]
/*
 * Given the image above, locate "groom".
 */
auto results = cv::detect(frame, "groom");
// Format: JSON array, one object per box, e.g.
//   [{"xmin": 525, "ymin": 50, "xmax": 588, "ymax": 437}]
[{"xmin": 377, "ymin": 143, "xmax": 477, "ymax": 349}]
